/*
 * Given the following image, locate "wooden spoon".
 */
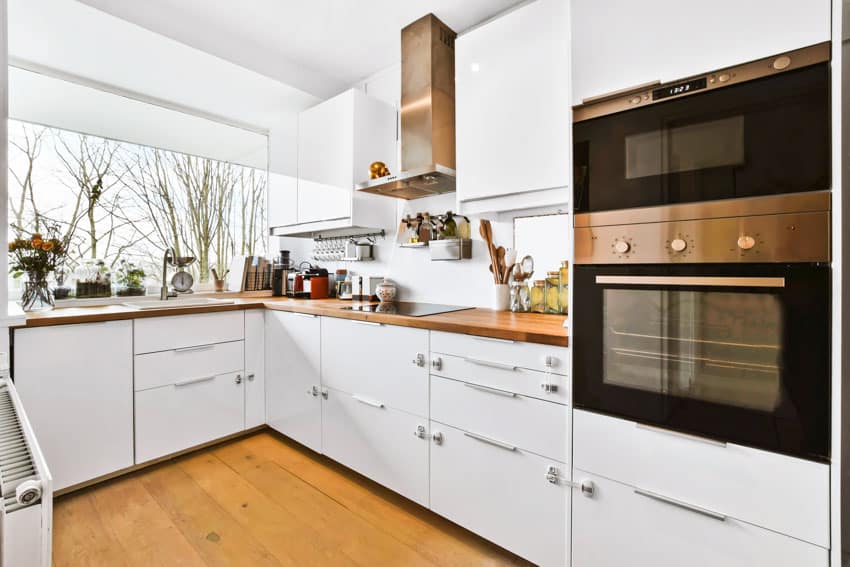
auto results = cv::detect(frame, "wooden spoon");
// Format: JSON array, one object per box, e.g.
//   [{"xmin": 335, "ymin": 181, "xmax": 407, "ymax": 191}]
[
  {"xmin": 479, "ymin": 220, "xmax": 499, "ymax": 283},
  {"xmin": 496, "ymin": 247, "xmax": 506, "ymax": 283}
]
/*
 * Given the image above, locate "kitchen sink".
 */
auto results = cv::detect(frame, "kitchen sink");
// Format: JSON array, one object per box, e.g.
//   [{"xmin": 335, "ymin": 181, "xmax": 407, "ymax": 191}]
[{"xmin": 121, "ymin": 297, "xmax": 236, "ymax": 310}]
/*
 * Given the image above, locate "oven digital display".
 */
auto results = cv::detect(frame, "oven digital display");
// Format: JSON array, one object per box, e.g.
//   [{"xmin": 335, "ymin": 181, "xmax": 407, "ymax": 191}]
[{"xmin": 652, "ymin": 78, "xmax": 708, "ymax": 101}]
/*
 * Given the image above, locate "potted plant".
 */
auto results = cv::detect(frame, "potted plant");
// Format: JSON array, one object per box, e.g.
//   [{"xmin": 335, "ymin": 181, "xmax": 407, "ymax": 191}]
[
  {"xmin": 9, "ymin": 227, "xmax": 66, "ymax": 312},
  {"xmin": 75, "ymin": 259, "xmax": 112, "ymax": 298},
  {"xmin": 115, "ymin": 260, "xmax": 146, "ymax": 296}
]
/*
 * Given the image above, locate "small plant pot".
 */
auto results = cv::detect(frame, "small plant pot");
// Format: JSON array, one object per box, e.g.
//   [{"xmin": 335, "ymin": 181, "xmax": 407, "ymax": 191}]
[
  {"xmin": 116, "ymin": 286, "xmax": 145, "ymax": 297},
  {"xmin": 76, "ymin": 282, "xmax": 112, "ymax": 298},
  {"xmin": 53, "ymin": 286, "xmax": 72, "ymax": 301}
]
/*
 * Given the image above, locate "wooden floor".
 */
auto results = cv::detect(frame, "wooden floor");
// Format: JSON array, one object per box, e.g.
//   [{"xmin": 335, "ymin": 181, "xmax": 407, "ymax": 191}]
[{"xmin": 53, "ymin": 430, "xmax": 532, "ymax": 566}]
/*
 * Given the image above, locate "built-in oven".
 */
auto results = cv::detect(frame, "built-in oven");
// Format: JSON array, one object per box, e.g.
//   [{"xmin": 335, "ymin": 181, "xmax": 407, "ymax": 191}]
[
  {"xmin": 572, "ymin": 192, "xmax": 831, "ymax": 462},
  {"xmin": 573, "ymin": 42, "xmax": 831, "ymax": 214}
]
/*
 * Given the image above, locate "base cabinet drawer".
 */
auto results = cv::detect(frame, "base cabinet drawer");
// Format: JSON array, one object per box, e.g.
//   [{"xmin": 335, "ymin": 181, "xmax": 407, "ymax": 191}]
[
  {"xmin": 430, "ymin": 422, "xmax": 568, "ymax": 567},
  {"xmin": 431, "ymin": 330, "xmax": 568, "ymax": 375},
  {"xmin": 135, "ymin": 371, "xmax": 244, "ymax": 463},
  {"xmin": 432, "ymin": 353, "xmax": 567, "ymax": 404},
  {"xmin": 134, "ymin": 311, "xmax": 245, "ymax": 354},
  {"xmin": 322, "ymin": 318, "xmax": 429, "ymax": 416},
  {"xmin": 431, "ymin": 375, "xmax": 568, "ymax": 462},
  {"xmin": 322, "ymin": 387, "xmax": 428, "ymax": 506},
  {"xmin": 134, "ymin": 340, "xmax": 244, "ymax": 391},
  {"xmin": 572, "ymin": 471, "xmax": 828, "ymax": 567},
  {"xmin": 573, "ymin": 410, "xmax": 829, "ymax": 546}
]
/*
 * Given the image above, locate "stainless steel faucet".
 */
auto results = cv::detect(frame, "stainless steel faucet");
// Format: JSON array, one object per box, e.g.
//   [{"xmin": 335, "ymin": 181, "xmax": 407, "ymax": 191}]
[{"xmin": 160, "ymin": 247, "xmax": 178, "ymax": 300}]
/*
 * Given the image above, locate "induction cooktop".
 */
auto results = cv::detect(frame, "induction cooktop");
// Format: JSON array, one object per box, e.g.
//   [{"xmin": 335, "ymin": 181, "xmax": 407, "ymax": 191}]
[{"xmin": 341, "ymin": 302, "xmax": 473, "ymax": 317}]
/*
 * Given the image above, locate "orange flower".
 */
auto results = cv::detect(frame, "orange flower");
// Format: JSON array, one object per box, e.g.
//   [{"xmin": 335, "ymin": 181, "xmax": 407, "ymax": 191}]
[
  {"xmin": 31, "ymin": 239, "xmax": 42, "ymax": 248},
  {"xmin": 41, "ymin": 241, "xmax": 54, "ymax": 252}
]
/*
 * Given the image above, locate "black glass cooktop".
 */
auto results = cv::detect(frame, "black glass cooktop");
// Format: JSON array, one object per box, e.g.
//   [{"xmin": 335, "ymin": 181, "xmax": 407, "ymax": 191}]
[{"xmin": 341, "ymin": 302, "xmax": 473, "ymax": 317}]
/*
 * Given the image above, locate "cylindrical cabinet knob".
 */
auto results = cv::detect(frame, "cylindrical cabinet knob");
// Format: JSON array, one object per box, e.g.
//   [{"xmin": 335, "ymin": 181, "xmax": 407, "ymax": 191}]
[
  {"xmin": 432, "ymin": 431, "xmax": 444, "ymax": 445},
  {"xmin": 670, "ymin": 238, "xmax": 687, "ymax": 252},
  {"xmin": 235, "ymin": 375, "xmax": 243, "ymax": 385},
  {"xmin": 613, "ymin": 240, "xmax": 630, "ymax": 254},
  {"xmin": 247, "ymin": 373, "xmax": 255, "ymax": 382},
  {"xmin": 737, "ymin": 235, "xmax": 756, "ymax": 250}
]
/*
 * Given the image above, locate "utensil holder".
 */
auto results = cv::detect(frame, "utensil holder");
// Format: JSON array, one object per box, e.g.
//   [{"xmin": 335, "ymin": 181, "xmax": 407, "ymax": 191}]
[{"xmin": 491, "ymin": 284, "xmax": 510, "ymax": 311}]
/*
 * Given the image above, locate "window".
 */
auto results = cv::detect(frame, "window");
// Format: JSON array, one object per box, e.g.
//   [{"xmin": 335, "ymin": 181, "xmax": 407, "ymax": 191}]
[{"xmin": 7, "ymin": 61, "xmax": 271, "ymax": 299}]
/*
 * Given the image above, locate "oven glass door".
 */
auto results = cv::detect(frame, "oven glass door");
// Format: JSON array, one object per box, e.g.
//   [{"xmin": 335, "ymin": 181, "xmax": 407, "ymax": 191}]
[
  {"xmin": 573, "ymin": 64, "xmax": 830, "ymax": 214},
  {"xmin": 573, "ymin": 264, "xmax": 830, "ymax": 461}
]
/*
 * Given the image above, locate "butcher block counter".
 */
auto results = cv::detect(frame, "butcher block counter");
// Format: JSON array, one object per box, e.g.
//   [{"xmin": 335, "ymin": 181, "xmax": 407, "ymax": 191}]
[{"xmin": 11, "ymin": 296, "xmax": 568, "ymax": 347}]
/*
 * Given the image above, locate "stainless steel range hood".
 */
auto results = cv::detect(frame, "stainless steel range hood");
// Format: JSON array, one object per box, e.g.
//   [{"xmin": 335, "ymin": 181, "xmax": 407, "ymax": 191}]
[{"xmin": 356, "ymin": 14, "xmax": 457, "ymax": 200}]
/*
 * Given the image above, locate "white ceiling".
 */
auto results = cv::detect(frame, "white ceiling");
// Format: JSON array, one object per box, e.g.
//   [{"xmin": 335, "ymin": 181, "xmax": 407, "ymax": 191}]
[
  {"xmin": 9, "ymin": 0, "xmax": 320, "ymax": 132},
  {"xmin": 74, "ymin": 0, "xmax": 527, "ymax": 99}
]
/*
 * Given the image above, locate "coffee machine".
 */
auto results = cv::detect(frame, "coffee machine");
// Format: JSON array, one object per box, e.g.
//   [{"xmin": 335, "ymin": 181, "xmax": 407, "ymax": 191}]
[{"xmin": 272, "ymin": 250, "xmax": 292, "ymax": 297}]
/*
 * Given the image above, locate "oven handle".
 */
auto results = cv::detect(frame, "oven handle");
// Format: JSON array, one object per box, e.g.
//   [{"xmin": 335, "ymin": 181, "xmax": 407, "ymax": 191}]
[{"xmin": 594, "ymin": 276, "xmax": 785, "ymax": 288}]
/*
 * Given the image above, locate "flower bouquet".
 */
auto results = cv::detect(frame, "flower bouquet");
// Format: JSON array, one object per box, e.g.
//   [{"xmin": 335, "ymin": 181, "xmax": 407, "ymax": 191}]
[{"xmin": 9, "ymin": 228, "xmax": 66, "ymax": 311}]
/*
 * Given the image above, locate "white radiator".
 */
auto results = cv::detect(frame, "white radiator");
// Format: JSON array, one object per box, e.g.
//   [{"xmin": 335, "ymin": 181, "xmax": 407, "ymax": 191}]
[{"xmin": 0, "ymin": 377, "xmax": 52, "ymax": 567}]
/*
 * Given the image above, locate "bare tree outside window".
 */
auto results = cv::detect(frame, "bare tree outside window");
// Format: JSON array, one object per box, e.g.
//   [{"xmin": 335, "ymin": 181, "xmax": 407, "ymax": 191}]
[{"xmin": 6, "ymin": 119, "xmax": 268, "ymax": 296}]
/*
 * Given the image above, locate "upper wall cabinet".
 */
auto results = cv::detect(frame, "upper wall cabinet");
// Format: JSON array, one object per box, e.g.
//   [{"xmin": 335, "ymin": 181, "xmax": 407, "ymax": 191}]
[
  {"xmin": 456, "ymin": 0, "xmax": 571, "ymax": 214},
  {"xmin": 271, "ymin": 89, "xmax": 398, "ymax": 236},
  {"xmin": 571, "ymin": 0, "xmax": 831, "ymax": 104}
]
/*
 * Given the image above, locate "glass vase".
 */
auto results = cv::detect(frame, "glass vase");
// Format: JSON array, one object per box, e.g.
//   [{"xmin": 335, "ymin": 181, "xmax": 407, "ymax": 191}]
[{"xmin": 21, "ymin": 276, "xmax": 55, "ymax": 312}]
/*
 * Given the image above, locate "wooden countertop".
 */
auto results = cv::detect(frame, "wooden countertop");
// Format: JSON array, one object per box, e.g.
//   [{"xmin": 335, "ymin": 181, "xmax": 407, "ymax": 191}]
[{"xmin": 12, "ymin": 297, "xmax": 568, "ymax": 347}]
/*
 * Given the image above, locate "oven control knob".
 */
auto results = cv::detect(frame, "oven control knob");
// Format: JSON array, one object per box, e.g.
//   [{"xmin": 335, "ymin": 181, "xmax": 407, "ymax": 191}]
[
  {"xmin": 737, "ymin": 235, "xmax": 756, "ymax": 250},
  {"xmin": 670, "ymin": 238, "xmax": 688, "ymax": 252},
  {"xmin": 613, "ymin": 240, "xmax": 631, "ymax": 254}
]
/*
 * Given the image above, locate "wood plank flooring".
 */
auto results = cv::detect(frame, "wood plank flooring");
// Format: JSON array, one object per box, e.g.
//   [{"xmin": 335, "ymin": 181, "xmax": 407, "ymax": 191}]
[{"xmin": 53, "ymin": 431, "xmax": 532, "ymax": 567}]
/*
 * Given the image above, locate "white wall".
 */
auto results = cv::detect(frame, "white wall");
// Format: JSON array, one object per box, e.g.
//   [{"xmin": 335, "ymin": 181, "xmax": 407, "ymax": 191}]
[{"xmin": 275, "ymin": 63, "xmax": 569, "ymax": 308}]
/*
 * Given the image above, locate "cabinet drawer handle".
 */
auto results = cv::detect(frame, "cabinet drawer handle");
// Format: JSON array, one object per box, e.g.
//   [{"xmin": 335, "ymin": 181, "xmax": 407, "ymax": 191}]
[
  {"xmin": 352, "ymin": 394, "xmax": 385, "ymax": 409},
  {"xmin": 463, "ymin": 382, "xmax": 517, "ymax": 398},
  {"xmin": 465, "ymin": 357, "xmax": 517, "ymax": 371},
  {"xmin": 174, "ymin": 344, "xmax": 215, "ymax": 354},
  {"xmin": 635, "ymin": 423, "xmax": 727, "ymax": 448},
  {"xmin": 174, "ymin": 375, "xmax": 216, "ymax": 387},
  {"xmin": 473, "ymin": 336, "xmax": 515, "ymax": 345},
  {"xmin": 463, "ymin": 431, "xmax": 516, "ymax": 452},
  {"xmin": 352, "ymin": 320, "xmax": 382, "ymax": 327},
  {"xmin": 633, "ymin": 488, "xmax": 726, "ymax": 522},
  {"xmin": 291, "ymin": 312, "xmax": 318, "ymax": 319}
]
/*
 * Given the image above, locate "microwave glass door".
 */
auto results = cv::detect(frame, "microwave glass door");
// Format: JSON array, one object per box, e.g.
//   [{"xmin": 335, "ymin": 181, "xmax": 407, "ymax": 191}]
[
  {"xmin": 573, "ymin": 64, "xmax": 830, "ymax": 214},
  {"xmin": 573, "ymin": 264, "xmax": 830, "ymax": 461}
]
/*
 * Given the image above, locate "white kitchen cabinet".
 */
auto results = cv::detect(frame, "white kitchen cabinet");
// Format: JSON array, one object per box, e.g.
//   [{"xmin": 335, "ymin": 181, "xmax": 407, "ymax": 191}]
[
  {"xmin": 571, "ymin": 471, "xmax": 828, "ymax": 567},
  {"xmin": 135, "ymin": 371, "xmax": 244, "ymax": 463},
  {"xmin": 272, "ymin": 88, "xmax": 398, "ymax": 236},
  {"xmin": 13, "ymin": 321, "xmax": 134, "ymax": 491},
  {"xmin": 456, "ymin": 0, "xmax": 570, "ymax": 213},
  {"xmin": 322, "ymin": 386, "xmax": 429, "ymax": 506},
  {"xmin": 321, "ymin": 318, "xmax": 429, "ymax": 417},
  {"xmin": 265, "ymin": 311, "xmax": 322, "ymax": 452},
  {"xmin": 429, "ymin": 421, "xmax": 569, "ymax": 567},
  {"xmin": 571, "ymin": 0, "xmax": 831, "ymax": 104},
  {"xmin": 244, "ymin": 310, "xmax": 265, "ymax": 429},
  {"xmin": 267, "ymin": 172, "xmax": 298, "ymax": 229},
  {"xmin": 573, "ymin": 410, "xmax": 829, "ymax": 547}
]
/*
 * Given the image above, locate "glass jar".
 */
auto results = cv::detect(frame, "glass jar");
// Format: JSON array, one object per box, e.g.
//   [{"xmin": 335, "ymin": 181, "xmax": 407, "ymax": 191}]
[
  {"xmin": 545, "ymin": 271, "xmax": 561, "ymax": 314},
  {"xmin": 559, "ymin": 260, "xmax": 569, "ymax": 314},
  {"xmin": 510, "ymin": 280, "xmax": 530, "ymax": 312},
  {"xmin": 530, "ymin": 280, "xmax": 546, "ymax": 313}
]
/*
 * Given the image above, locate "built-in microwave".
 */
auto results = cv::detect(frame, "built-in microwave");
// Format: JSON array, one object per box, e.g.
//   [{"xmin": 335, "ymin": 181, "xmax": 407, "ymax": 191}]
[{"xmin": 572, "ymin": 43, "xmax": 831, "ymax": 214}]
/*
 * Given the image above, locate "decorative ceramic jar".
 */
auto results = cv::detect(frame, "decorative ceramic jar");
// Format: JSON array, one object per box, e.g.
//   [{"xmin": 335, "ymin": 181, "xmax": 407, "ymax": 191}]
[{"xmin": 376, "ymin": 278, "xmax": 397, "ymax": 302}]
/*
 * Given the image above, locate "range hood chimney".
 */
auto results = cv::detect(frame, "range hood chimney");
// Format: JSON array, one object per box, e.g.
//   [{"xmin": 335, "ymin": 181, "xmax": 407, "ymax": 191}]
[{"xmin": 356, "ymin": 14, "xmax": 457, "ymax": 199}]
